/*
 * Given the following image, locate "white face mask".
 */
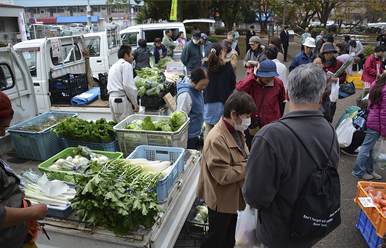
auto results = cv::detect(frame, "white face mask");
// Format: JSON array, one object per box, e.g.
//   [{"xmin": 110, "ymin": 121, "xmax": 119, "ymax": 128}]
[
  {"xmin": 193, "ymin": 39, "xmax": 199, "ymax": 45},
  {"xmin": 233, "ymin": 115, "xmax": 251, "ymax": 131}
]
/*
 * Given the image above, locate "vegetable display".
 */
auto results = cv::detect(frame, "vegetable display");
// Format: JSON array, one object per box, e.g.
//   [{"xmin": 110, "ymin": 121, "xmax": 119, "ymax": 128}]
[
  {"xmin": 15, "ymin": 115, "xmax": 68, "ymax": 132},
  {"xmin": 53, "ymin": 117, "xmax": 117, "ymax": 143},
  {"xmin": 125, "ymin": 158, "xmax": 172, "ymax": 177},
  {"xmin": 155, "ymin": 58, "xmax": 173, "ymax": 68},
  {"xmin": 364, "ymin": 183, "xmax": 386, "ymax": 216},
  {"xmin": 134, "ymin": 67, "xmax": 173, "ymax": 97},
  {"xmin": 19, "ymin": 169, "xmax": 76, "ymax": 207},
  {"xmin": 70, "ymin": 158, "xmax": 164, "ymax": 236},
  {"xmin": 125, "ymin": 111, "xmax": 188, "ymax": 132},
  {"xmin": 48, "ymin": 146, "xmax": 110, "ymax": 174}
]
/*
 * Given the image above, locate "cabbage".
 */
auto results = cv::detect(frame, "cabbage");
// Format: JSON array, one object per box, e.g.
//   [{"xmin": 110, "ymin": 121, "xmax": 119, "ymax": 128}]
[
  {"xmin": 134, "ymin": 76, "xmax": 144, "ymax": 88},
  {"xmin": 170, "ymin": 111, "xmax": 188, "ymax": 131},
  {"xmin": 144, "ymin": 79, "xmax": 158, "ymax": 89},
  {"xmin": 146, "ymin": 86, "xmax": 160, "ymax": 96},
  {"xmin": 138, "ymin": 86, "xmax": 146, "ymax": 97},
  {"xmin": 141, "ymin": 116, "xmax": 156, "ymax": 130}
]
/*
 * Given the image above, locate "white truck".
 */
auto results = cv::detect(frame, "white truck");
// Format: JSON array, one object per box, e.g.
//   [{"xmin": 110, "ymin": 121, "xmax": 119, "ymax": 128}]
[{"xmin": 0, "ymin": 46, "xmax": 201, "ymax": 248}]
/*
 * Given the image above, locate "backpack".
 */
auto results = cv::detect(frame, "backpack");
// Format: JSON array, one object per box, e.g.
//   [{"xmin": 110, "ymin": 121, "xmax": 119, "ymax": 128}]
[
  {"xmin": 278, "ymin": 121, "xmax": 341, "ymax": 242},
  {"xmin": 352, "ymin": 104, "xmax": 372, "ymax": 132}
]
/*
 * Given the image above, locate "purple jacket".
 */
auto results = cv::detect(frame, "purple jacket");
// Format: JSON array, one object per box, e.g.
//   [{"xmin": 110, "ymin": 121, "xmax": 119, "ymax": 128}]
[{"xmin": 366, "ymin": 80, "xmax": 386, "ymax": 136}]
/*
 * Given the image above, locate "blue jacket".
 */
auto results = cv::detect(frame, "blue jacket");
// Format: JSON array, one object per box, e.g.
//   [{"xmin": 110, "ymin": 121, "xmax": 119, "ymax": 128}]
[
  {"xmin": 176, "ymin": 77, "xmax": 204, "ymax": 138},
  {"xmin": 200, "ymin": 40, "xmax": 212, "ymax": 58},
  {"xmin": 152, "ymin": 45, "xmax": 167, "ymax": 64},
  {"xmin": 289, "ymin": 51, "xmax": 316, "ymax": 72},
  {"xmin": 181, "ymin": 40, "xmax": 202, "ymax": 71}
]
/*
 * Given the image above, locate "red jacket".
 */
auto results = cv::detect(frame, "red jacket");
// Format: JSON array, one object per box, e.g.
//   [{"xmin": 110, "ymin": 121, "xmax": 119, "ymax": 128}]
[
  {"xmin": 324, "ymin": 57, "xmax": 346, "ymax": 84},
  {"xmin": 236, "ymin": 73, "xmax": 285, "ymax": 127},
  {"xmin": 362, "ymin": 54, "xmax": 385, "ymax": 83}
]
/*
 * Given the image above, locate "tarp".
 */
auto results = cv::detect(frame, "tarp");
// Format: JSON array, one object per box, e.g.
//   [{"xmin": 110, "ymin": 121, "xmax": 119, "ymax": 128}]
[
  {"xmin": 56, "ymin": 16, "xmax": 99, "ymax": 23},
  {"xmin": 71, "ymin": 88, "xmax": 100, "ymax": 106}
]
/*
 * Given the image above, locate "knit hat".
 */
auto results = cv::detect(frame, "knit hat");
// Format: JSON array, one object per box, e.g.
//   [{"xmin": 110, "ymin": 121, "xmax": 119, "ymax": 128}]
[
  {"xmin": 0, "ymin": 91, "xmax": 13, "ymax": 120},
  {"xmin": 193, "ymin": 30, "xmax": 201, "ymax": 40},
  {"xmin": 249, "ymin": 36, "xmax": 261, "ymax": 44},
  {"xmin": 201, "ymin": 33, "xmax": 208, "ymax": 40},
  {"xmin": 256, "ymin": 60, "xmax": 279, "ymax": 78},
  {"xmin": 222, "ymin": 39, "xmax": 232, "ymax": 50},
  {"xmin": 322, "ymin": 35, "xmax": 328, "ymax": 39},
  {"xmin": 349, "ymin": 40, "xmax": 356, "ymax": 46}
]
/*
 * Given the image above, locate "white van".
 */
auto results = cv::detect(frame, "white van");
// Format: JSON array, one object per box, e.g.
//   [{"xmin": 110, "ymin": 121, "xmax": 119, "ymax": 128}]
[
  {"xmin": 84, "ymin": 30, "xmax": 121, "ymax": 82},
  {"xmin": 120, "ymin": 22, "xmax": 186, "ymax": 60}
]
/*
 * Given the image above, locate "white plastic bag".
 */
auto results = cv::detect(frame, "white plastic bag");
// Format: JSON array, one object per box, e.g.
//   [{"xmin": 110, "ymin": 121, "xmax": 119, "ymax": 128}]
[
  {"xmin": 330, "ymin": 81, "xmax": 340, "ymax": 103},
  {"xmin": 336, "ymin": 112, "xmax": 357, "ymax": 147},
  {"xmin": 373, "ymin": 137, "xmax": 386, "ymax": 170},
  {"xmin": 235, "ymin": 205, "xmax": 258, "ymax": 248}
]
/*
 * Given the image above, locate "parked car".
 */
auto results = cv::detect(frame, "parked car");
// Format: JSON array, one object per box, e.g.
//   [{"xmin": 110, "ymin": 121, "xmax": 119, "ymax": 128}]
[
  {"xmin": 50, "ymin": 25, "xmax": 72, "ymax": 36},
  {"xmin": 70, "ymin": 23, "xmax": 85, "ymax": 34}
]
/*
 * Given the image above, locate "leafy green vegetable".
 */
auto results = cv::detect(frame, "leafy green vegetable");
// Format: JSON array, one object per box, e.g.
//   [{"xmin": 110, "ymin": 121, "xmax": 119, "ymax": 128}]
[
  {"xmin": 70, "ymin": 159, "xmax": 164, "ymax": 236},
  {"xmin": 137, "ymin": 86, "xmax": 146, "ymax": 96},
  {"xmin": 125, "ymin": 122, "xmax": 142, "ymax": 130},
  {"xmin": 52, "ymin": 117, "xmax": 117, "ymax": 143},
  {"xmin": 154, "ymin": 120, "xmax": 172, "ymax": 132},
  {"xmin": 134, "ymin": 76, "xmax": 144, "ymax": 88},
  {"xmin": 146, "ymin": 86, "xmax": 160, "ymax": 96},
  {"xmin": 142, "ymin": 116, "xmax": 156, "ymax": 130},
  {"xmin": 144, "ymin": 79, "xmax": 158, "ymax": 89},
  {"xmin": 155, "ymin": 58, "xmax": 173, "ymax": 68},
  {"xmin": 170, "ymin": 111, "xmax": 188, "ymax": 131}
]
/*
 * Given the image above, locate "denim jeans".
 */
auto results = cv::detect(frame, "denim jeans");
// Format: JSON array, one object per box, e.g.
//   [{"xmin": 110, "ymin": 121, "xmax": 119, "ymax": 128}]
[{"xmin": 352, "ymin": 128, "xmax": 380, "ymax": 177}]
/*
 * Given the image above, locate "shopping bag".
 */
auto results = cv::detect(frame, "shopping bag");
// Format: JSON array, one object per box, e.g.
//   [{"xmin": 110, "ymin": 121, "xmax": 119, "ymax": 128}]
[
  {"xmin": 235, "ymin": 205, "xmax": 258, "ymax": 248},
  {"xmin": 373, "ymin": 137, "xmax": 386, "ymax": 170},
  {"xmin": 339, "ymin": 81, "xmax": 356, "ymax": 99},
  {"xmin": 336, "ymin": 112, "xmax": 357, "ymax": 147},
  {"xmin": 330, "ymin": 81, "xmax": 340, "ymax": 103}
]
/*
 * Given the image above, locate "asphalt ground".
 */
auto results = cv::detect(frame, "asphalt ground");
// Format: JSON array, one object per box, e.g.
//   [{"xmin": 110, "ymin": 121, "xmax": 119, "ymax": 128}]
[{"xmin": 175, "ymin": 37, "xmax": 374, "ymax": 248}]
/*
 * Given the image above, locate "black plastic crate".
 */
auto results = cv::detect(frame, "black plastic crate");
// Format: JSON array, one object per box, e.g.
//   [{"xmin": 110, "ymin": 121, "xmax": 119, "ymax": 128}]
[
  {"xmin": 185, "ymin": 198, "xmax": 209, "ymax": 240},
  {"xmin": 50, "ymin": 84, "xmax": 89, "ymax": 105},
  {"xmin": 98, "ymin": 73, "xmax": 108, "ymax": 101},
  {"xmin": 140, "ymin": 89, "xmax": 168, "ymax": 111},
  {"xmin": 49, "ymin": 73, "xmax": 87, "ymax": 91}
]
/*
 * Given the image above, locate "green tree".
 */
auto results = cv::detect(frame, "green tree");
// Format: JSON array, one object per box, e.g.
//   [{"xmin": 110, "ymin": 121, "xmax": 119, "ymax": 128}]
[{"xmin": 209, "ymin": 0, "xmax": 242, "ymax": 30}]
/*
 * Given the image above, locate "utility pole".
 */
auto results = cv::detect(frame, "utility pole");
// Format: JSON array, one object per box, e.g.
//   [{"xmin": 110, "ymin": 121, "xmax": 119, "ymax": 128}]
[{"xmin": 87, "ymin": 0, "xmax": 91, "ymax": 31}]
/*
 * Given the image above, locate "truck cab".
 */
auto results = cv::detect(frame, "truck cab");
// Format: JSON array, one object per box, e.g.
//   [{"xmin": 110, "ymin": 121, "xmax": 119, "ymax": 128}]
[
  {"xmin": 84, "ymin": 30, "xmax": 121, "ymax": 83},
  {"xmin": 0, "ymin": 46, "xmax": 39, "ymax": 154},
  {"xmin": 120, "ymin": 22, "xmax": 186, "ymax": 61}
]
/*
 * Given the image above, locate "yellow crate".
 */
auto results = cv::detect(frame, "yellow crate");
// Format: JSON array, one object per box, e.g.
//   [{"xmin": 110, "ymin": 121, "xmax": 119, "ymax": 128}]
[{"xmin": 346, "ymin": 73, "xmax": 364, "ymax": 89}]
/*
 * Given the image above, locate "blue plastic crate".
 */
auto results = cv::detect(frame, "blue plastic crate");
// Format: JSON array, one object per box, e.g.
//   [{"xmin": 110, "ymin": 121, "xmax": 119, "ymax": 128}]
[
  {"xmin": 62, "ymin": 138, "xmax": 120, "ymax": 152},
  {"xmin": 47, "ymin": 204, "xmax": 73, "ymax": 218},
  {"xmin": 357, "ymin": 209, "xmax": 383, "ymax": 248},
  {"xmin": 127, "ymin": 145, "xmax": 185, "ymax": 203},
  {"xmin": 7, "ymin": 112, "xmax": 77, "ymax": 161}
]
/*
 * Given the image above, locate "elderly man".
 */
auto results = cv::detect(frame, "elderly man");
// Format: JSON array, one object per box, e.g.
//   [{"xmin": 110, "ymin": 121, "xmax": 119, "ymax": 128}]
[
  {"xmin": 162, "ymin": 29, "xmax": 176, "ymax": 57},
  {"xmin": 243, "ymin": 63, "xmax": 340, "ymax": 248},
  {"xmin": 289, "ymin": 37, "xmax": 316, "ymax": 72},
  {"xmin": 181, "ymin": 30, "xmax": 202, "ymax": 75},
  {"xmin": 301, "ymin": 27, "xmax": 311, "ymax": 51}
]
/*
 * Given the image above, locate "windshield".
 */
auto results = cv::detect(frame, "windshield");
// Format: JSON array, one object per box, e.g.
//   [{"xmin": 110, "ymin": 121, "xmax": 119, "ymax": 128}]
[
  {"xmin": 85, "ymin": 37, "xmax": 101, "ymax": 57},
  {"xmin": 121, "ymin": 32, "xmax": 138, "ymax": 46},
  {"xmin": 22, "ymin": 51, "xmax": 37, "ymax": 77}
]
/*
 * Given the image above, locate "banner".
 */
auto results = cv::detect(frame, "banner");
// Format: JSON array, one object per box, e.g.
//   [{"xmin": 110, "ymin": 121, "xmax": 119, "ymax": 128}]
[
  {"xmin": 170, "ymin": 0, "xmax": 177, "ymax": 21},
  {"xmin": 19, "ymin": 12, "xmax": 27, "ymax": 42}
]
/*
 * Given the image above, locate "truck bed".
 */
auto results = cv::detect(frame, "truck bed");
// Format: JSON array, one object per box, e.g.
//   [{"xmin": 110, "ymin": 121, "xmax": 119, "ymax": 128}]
[{"xmin": 35, "ymin": 150, "xmax": 201, "ymax": 248}]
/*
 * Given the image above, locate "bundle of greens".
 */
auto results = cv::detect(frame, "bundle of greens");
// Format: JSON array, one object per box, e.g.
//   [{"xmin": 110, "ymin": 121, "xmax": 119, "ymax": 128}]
[
  {"xmin": 155, "ymin": 58, "xmax": 173, "ymax": 68},
  {"xmin": 333, "ymin": 57, "xmax": 354, "ymax": 78},
  {"xmin": 52, "ymin": 117, "xmax": 117, "ymax": 143},
  {"xmin": 124, "ymin": 111, "xmax": 188, "ymax": 132},
  {"xmin": 70, "ymin": 159, "xmax": 164, "ymax": 236}
]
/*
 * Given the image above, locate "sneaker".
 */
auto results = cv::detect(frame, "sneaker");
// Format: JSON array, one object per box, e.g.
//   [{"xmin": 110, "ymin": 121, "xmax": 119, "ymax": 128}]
[
  {"xmin": 341, "ymin": 148, "xmax": 358, "ymax": 157},
  {"xmin": 372, "ymin": 173, "xmax": 382, "ymax": 180},
  {"xmin": 352, "ymin": 172, "xmax": 373, "ymax": 180}
]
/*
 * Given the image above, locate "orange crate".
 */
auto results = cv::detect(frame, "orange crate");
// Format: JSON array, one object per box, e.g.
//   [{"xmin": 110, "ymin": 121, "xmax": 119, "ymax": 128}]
[{"xmin": 354, "ymin": 181, "xmax": 386, "ymax": 238}]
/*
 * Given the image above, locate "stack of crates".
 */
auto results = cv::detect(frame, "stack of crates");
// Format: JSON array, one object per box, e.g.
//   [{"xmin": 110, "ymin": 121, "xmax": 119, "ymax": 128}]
[
  {"xmin": 346, "ymin": 72, "xmax": 364, "ymax": 89},
  {"xmin": 49, "ymin": 73, "xmax": 88, "ymax": 104},
  {"xmin": 98, "ymin": 72, "xmax": 109, "ymax": 101}
]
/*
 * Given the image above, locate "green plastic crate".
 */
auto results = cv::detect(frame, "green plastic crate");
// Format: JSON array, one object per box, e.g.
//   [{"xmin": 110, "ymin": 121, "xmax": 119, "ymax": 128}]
[{"xmin": 38, "ymin": 147, "xmax": 123, "ymax": 184}]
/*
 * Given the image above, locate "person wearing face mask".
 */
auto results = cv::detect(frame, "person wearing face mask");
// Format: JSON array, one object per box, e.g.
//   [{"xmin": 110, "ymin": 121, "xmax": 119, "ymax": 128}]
[
  {"xmin": 226, "ymin": 31, "xmax": 240, "ymax": 56},
  {"xmin": 181, "ymin": 30, "xmax": 202, "ymax": 75},
  {"xmin": 202, "ymin": 43, "xmax": 236, "ymax": 140},
  {"xmin": 196, "ymin": 91, "xmax": 257, "ymax": 248},
  {"xmin": 176, "ymin": 67, "xmax": 210, "ymax": 149},
  {"xmin": 236, "ymin": 60, "xmax": 286, "ymax": 149}
]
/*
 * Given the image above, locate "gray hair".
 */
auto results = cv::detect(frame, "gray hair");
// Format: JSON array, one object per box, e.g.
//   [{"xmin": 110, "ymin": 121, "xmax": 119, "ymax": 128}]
[
  {"xmin": 287, "ymin": 63, "xmax": 326, "ymax": 104},
  {"xmin": 227, "ymin": 31, "xmax": 235, "ymax": 38}
]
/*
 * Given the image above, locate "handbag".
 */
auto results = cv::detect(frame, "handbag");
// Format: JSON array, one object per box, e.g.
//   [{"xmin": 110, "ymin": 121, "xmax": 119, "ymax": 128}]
[
  {"xmin": 335, "ymin": 111, "xmax": 357, "ymax": 147},
  {"xmin": 339, "ymin": 81, "xmax": 356, "ymax": 99}
]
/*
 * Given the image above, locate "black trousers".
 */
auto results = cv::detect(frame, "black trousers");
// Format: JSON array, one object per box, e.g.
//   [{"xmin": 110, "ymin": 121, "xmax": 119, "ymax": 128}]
[
  {"xmin": 200, "ymin": 208, "xmax": 238, "ymax": 248},
  {"xmin": 283, "ymin": 45, "xmax": 288, "ymax": 61},
  {"xmin": 345, "ymin": 131, "xmax": 366, "ymax": 153}
]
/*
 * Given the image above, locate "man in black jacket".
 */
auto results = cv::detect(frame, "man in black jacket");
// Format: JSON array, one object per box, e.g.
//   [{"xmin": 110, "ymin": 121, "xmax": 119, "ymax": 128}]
[
  {"xmin": 280, "ymin": 25, "xmax": 290, "ymax": 62},
  {"xmin": 246, "ymin": 25, "xmax": 256, "ymax": 52},
  {"xmin": 243, "ymin": 63, "xmax": 340, "ymax": 248}
]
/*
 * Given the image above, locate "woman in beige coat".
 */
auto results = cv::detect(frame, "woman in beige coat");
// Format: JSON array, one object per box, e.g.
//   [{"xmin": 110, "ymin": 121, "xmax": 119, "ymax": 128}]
[
  {"xmin": 196, "ymin": 91, "xmax": 257, "ymax": 248},
  {"xmin": 222, "ymin": 39, "xmax": 238, "ymax": 72}
]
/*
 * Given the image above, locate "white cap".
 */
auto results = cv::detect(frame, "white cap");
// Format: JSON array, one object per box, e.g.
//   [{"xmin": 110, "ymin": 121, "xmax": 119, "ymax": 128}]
[{"xmin": 303, "ymin": 37, "xmax": 316, "ymax": 48}]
